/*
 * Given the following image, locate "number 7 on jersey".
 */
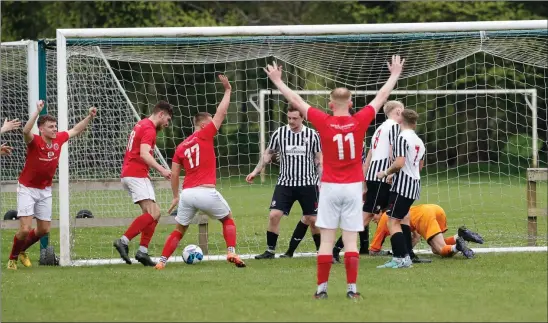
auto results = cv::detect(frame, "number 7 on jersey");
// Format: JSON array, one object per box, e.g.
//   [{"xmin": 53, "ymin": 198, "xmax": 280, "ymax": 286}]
[{"xmin": 333, "ymin": 133, "xmax": 355, "ymax": 160}]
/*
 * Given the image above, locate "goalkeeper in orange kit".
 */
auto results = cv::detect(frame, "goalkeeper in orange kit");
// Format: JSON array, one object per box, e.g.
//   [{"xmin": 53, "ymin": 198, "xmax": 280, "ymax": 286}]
[{"xmin": 370, "ymin": 204, "xmax": 483, "ymax": 260}]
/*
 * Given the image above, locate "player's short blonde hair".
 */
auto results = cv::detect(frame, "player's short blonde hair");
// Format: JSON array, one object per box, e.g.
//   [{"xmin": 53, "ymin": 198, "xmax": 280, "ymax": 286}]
[
  {"xmin": 383, "ymin": 100, "xmax": 404, "ymax": 116},
  {"xmin": 193, "ymin": 112, "xmax": 212, "ymax": 127},
  {"xmin": 330, "ymin": 87, "xmax": 352, "ymax": 105},
  {"xmin": 401, "ymin": 109, "xmax": 419, "ymax": 126}
]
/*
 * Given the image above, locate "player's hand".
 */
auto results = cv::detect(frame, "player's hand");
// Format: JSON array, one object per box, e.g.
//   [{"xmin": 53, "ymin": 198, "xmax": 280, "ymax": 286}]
[
  {"xmin": 218, "ymin": 74, "xmax": 231, "ymax": 92},
  {"xmin": 36, "ymin": 100, "xmax": 45, "ymax": 113},
  {"xmin": 386, "ymin": 174, "xmax": 394, "ymax": 184},
  {"xmin": 245, "ymin": 172, "xmax": 256, "ymax": 184},
  {"xmin": 263, "ymin": 61, "xmax": 283, "ymax": 82},
  {"xmin": 1, "ymin": 118, "xmax": 21, "ymax": 133},
  {"xmin": 387, "ymin": 55, "xmax": 405, "ymax": 76},
  {"xmin": 167, "ymin": 196, "xmax": 179, "ymax": 215},
  {"xmin": 160, "ymin": 168, "xmax": 172, "ymax": 180},
  {"xmin": 88, "ymin": 107, "xmax": 98, "ymax": 118},
  {"xmin": 376, "ymin": 170, "xmax": 387, "ymax": 180},
  {"xmin": 0, "ymin": 143, "xmax": 13, "ymax": 156}
]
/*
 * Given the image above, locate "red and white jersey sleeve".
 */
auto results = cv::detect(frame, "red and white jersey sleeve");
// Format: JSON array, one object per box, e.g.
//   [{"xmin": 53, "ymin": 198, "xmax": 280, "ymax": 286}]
[
  {"xmin": 307, "ymin": 105, "xmax": 376, "ymax": 183},
  {"xmin": 121, "ymin": 119, "xmax": 157, "ymax": 178},
  {"xmin": 173, "ymin": 122, "xmax": 218, "ymax": 189},
  {"xmin": 18, "ymin": 131, "xmax": 70, "ymax": 189}
]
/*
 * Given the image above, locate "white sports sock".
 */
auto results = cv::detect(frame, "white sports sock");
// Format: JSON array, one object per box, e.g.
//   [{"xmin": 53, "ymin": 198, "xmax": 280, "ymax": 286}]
[
  {"xmin": 316, "ymin": 282, "xmax": 328, "ymax": 294},
  {"xmin": 139, "ymin": 246, "xmax": 148, "ymax": 253},
  {"xmin": 451, "ymin": 245, "xmax": 458, "ymax": 253},
  {"xmin": 227, "ymin": 246, "xmax": 235, "ymax": 254},
  {"xmin": 347, "ymin": 283, "xmax": 357, "ymax": 293},
  {"xmin": 121, "ymin": 236, "xmax": 129, "ymax": 245}
]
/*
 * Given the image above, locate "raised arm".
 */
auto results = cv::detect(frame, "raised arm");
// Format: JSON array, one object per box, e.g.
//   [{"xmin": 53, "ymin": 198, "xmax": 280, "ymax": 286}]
[
  {"xmin": 212, "ymin": 74, "xmax": 232, "ymax": 130},
  {"xmin": 264, "ymin": 62, "xmax": 310, "ymax": 117},
  {"xmin": 1, "ymin": 118, "xmax": 21, "ymax": 134},
  {"xmin": 22, "ymin": 100, "xmax": 45, "ymax": 144},
  {"xmin": 368, "ymin": 55, "xmax": 405, "ymax": 113},
  {"xmin": 67, "ymin": 107, "xmax": 97, "ymax": 139}
]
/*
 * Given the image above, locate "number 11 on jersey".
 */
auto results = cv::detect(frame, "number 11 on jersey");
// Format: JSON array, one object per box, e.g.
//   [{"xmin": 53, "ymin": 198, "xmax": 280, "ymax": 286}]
[{"xmin": 333, "ymin": 133, "xmax": 355, "ymax": 160}]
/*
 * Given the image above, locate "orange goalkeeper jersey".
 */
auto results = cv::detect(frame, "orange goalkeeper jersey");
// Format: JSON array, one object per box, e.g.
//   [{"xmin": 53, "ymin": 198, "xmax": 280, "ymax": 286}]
[{"xmin": 369, "ymin": 204, "xmax": 448, "ymax": 251}]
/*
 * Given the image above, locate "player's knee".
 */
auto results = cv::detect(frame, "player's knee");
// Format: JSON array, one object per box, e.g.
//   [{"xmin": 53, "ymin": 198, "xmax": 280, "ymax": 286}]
[
  {"xmin": 268, "ymin": 210, "xmax": 283, "ymax": 223},
  {"xmin": 17, "ymin": 225, "xmax": 31, "ymax": 238},
  {"xmin": 149, "ymin": 203, "xmax": 161, "ymax": 220},
  {"xmin": 301, "ymin": 215, "xmax": 315, "ymax": 225}
]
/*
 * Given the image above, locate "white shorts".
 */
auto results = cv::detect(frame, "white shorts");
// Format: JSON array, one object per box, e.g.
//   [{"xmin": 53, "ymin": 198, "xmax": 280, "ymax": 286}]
[
  {"xmin": 121, "ymin": 177, "xmax": 156, "ymax": 203},
  {"xmin": 315, "ymin": 182, "xmax": 363, "ymax": 232},
  {"xmin": 17, "ymin": 183, "xmax": 53, "ymax": 221},
  {"xmin": 175, "ymin": 187, "xmax": 231, "ymax": 226}
]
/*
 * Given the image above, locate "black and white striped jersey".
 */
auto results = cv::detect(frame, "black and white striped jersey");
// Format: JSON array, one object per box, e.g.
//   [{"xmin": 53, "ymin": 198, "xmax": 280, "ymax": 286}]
[
  {"xmin": 267, "ymin": 125, "xmax": 321, "ymax": 186},
  {"xmin": 365, "ymin": 119, "xmax": 400, "ymax": 182},
  {"xmin": 390, "ymin": 129, "xmax": 426, "ymax": 200}
]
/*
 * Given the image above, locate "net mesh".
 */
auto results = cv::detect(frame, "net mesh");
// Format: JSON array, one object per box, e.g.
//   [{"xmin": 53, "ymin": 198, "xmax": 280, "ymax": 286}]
[{"xmin": 2, "ymin": 29, "xmax": 547, "ymax": 264}]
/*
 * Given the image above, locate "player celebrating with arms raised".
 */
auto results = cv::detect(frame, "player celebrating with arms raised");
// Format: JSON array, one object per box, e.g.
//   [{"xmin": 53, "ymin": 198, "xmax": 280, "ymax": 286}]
[
  {"xmin": 264, "ymin": 55, "xmax": 405, "ymax": 299},
  {"xmin": 376, "ymin": 109, "xmax": 425, "ymax": 268},
  {"xmin": 113, "ymin": 100, "xmax": 173, "ymax": 266},
  {"xmin": 7, "ymin": 100, "xmax": 97, "ymax": 270},
  {"xmin": 155, "ymin": 75, "xmax": 246, "ymax": 269}
]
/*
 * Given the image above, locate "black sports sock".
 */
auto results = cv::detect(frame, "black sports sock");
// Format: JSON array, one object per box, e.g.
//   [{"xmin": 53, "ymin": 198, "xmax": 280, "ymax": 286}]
[
  {"xmin": 390, "ymin": 232, "xmax": 406, "ymax": 258},
  {"xmin": 359, "ymin": 225, "xmax": 370, "ymax": 254},
  {"xmin": 333, "ymin": 236, "xmax": 344, "ymax": 256},
  {"xmin": 286, "ymin": 221, "xmax": 308, "ymax": 255},
  {"xmin": 312, "ymin": 233, "xmax": 321, "ymax": 251},
  {"xmin": 266, "ymin": 231, "xmax": 279, "ymax": 252},
  {"xmin": 401, "ymin": 224, "xmax": 413, "ymax": 257}
]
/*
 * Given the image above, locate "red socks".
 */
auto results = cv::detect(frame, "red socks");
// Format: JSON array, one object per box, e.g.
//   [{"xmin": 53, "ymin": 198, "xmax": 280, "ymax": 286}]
[
  {"xmin": 9, "ymin": 235, "xmax": 26, "ymax": 260},
  {"xmin": 317, "ymin": 254, "xmax": 333, "ymax": 285},
  {"xmin": 221, "ymin": 217, "xmax": 237, "ymax": 248},
  {"xmin": 140, "ymin": 220, "xmax": 158, "ymax": 248},
  {"xmin": 344, "ymin": 252, "xmax": 359, "ymax": 284},
  {"xmin": 124, "ymin": 213, "xmax": 154, "ymax": 241},
  {"xmin": 161, "ymin": 230, "xmax": 183, "ymax": 259},
  {"xmin": 21, "ymin": 229, "xmax": 41, "ymax": 252},
  {"xmin": 445, "ymin": 236, "xmax": 456, "ymax": 245}
]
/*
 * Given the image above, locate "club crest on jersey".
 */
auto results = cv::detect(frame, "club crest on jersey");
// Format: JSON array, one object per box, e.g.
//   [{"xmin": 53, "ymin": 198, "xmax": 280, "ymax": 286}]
[
  {"xmin": 53, "ymin": 143, "xmax": 59, "ymax": 150},
  {"xmin": 271, "ymin": 200, "xmax": 276, "ymax": 207}
]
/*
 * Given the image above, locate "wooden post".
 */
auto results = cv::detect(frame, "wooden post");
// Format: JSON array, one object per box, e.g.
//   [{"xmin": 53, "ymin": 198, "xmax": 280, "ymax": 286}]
[
  {"xmin": 193, "ymin": 213, "xmax": 209, "ymax": 255},
  {"xmin": 527, "ymin": 168, "xmax": 548, "ymax": 246}
]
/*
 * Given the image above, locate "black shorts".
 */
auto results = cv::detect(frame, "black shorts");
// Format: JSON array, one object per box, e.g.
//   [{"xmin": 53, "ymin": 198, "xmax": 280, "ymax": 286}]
[
  {"xmin": 362, "ymin": 181, "xmax": 391, "ymax": 214},
  {"xmin": 269, "ymin": 185, "xmax": 319, "ymax": 216},
  {"xmin": 385, "ymin": 192, "xmax": 415, "ymax": 220}
]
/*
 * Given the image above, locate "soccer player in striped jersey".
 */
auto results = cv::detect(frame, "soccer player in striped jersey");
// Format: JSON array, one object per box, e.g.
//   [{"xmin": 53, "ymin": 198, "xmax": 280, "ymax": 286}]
[
  {"xmin": 369, "ymin": 204, "xmax": 482, "ymax": 259},
  {"xmin": 264, "ymin": 55, "xmax": 405, "ymax": 299},
  {"xmin": 155, "ymin": 75, "xmax": 246, "ymax": 269},
  {"xmin": 332, "ymin": 101, "xmax": 404, "ymax": 262},
  {"xmin": 247, "ymin": 106, "xmax": 322, "ymax": 259},
  {"xmin": 376, "ymin": 109, "xmax": 425, "ymax": 268}
]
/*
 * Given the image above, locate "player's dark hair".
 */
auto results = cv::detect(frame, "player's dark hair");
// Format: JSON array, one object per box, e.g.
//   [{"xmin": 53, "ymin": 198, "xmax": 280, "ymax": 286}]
[
  {"xmin": 287, "ymin": 105, "xmax": 303, "ymax": 117},
  {"xmin": 37, "ymin": 115, "xmax": 57, "ymax": 127},
  {"xmin": 193, "ymin": 112, "xmax": 212, "ymax": 127},
  {"xmin": 152, "ymin": 100, "xmax": 173, "ymax": 117},
  {"xmin": 401, "ymin": 109, "xmax": 419, "ymax": 126}
]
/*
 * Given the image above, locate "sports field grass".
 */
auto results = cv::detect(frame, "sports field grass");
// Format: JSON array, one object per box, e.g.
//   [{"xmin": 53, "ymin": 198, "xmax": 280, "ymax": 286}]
[
  {"xmin": 1, "ymin": 253, "xmax": 547, "ymax": 322},
  {"xmin": 1, "ymin": 174, "xmax": 547, "ymax": 321}
]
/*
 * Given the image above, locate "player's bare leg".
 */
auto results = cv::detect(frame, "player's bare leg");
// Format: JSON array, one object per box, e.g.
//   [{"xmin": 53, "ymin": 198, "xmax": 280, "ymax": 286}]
[
  {"xmin": 315, "ymin": 228, "xmax": 336, "ymax": 299},
  {"xmin": 341, "ymin": 230, "xmax": 362, "ymax": 300},
  {"xmin": 155, "ymin": 223, "xmax": 189, "ymax": 270},
  {"xmin": 114, "ymin": 199, "xmax": 160, "ymax": 265},
  {"xmin": 255, "ymin": 209, "xmax": 283, "ymax": 259},
  {"xmin": 333, "ymin": 212, "xmax": 373, "ymax": 263},
  {"xmin": 220, "ymin": 213, "xmax": 246, "ymax": 268},
  {"xmin": 428, "ymin": 233, "xmax": 474, "ymax": 259},
  {"xmin": 281, "ymin": 215, "xmax": 319, "ymax": 258}
]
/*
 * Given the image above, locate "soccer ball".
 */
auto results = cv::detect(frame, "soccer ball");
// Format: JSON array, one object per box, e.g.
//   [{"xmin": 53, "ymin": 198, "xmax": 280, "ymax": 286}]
[{"xmin": 182, "ymin": 244, "xmax": 204, "ymax": 265}]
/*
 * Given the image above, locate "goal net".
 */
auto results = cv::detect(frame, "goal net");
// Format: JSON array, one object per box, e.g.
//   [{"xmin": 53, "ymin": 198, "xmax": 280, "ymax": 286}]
[{"xmin": 24, "ymin": 22, "xmax": 548, "ymax": 265}]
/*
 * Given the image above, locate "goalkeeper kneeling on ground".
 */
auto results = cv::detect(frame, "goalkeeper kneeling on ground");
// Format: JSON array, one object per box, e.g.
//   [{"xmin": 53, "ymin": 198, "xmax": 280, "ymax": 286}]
[{"xmin": 370, "ymin": 204, "xmax": 484, "ymax": 260}]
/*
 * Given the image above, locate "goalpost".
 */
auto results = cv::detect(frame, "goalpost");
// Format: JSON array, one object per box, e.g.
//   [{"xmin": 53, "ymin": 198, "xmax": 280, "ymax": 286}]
[{"xmin": 51, "ymin": 20, "xmax": 547, "ymax": 266}]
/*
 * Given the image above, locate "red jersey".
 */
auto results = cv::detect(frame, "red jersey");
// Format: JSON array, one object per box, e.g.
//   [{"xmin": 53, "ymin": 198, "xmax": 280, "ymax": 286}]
[
  {"xmin": 121, "ymin": 119, "xmax": 157, "ymax": 178},
  {"xmin": 18, "ymin": 131, "xmax": 70, "ymax": 189},
  {"xmin": 307, "ymin": 106, "xmax": 375, "ymax": 183},
  {"xmin": 173, "ymin": 122, "xmax": 218, "ymax": 189}
]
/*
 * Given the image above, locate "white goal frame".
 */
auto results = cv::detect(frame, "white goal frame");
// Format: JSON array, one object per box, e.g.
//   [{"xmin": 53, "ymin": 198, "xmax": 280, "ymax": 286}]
[{"xmin": 55, "ymin": 20, "xmax": 548, "ymax": 266}]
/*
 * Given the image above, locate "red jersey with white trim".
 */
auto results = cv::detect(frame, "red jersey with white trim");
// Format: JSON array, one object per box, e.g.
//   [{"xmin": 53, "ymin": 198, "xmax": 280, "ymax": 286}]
[
  {"xmin": 121, "ymin": 118, "xmax": 157, "ymax": 178},
  {"xmin": 173, "ymin": 122, "xmax": 218, "ymax": 189},
  {"xmin": 307, "ymin": 106, "xmax": 376, "ymax": 183},
  {"xmin": 18, "ymin": 131, "xmax": 70, "ymax": 189}
]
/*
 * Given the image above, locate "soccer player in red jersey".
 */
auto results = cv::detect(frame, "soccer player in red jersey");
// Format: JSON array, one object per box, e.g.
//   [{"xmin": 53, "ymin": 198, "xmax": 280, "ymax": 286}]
[
  {"xmin": 7, "ymin": 100, "xmax": 97, "ymax": 270},
  {"xmin": 154, "ymin": 75, "xmax": 246, "ymax": 269},
  {"xmin": 264, "ymin": 56, "xmax": 405, "ymax": 299},
  {"xmin": 113, "ymin": 101, "xmax": 173, "ymax": 266}
]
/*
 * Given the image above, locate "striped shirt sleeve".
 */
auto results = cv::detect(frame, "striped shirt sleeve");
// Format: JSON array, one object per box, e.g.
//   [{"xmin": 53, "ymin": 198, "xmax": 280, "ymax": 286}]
[
  {"xmin": 267, "ymin": 129, "xmax": 280, "ymax": 152},
  {"xmin": 312, "ymin": 130, "xmax": 321, "ymax": 154},
  {"xmin": 394, "ymin": 135, "xmax": 408, "ymax": 158}
]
